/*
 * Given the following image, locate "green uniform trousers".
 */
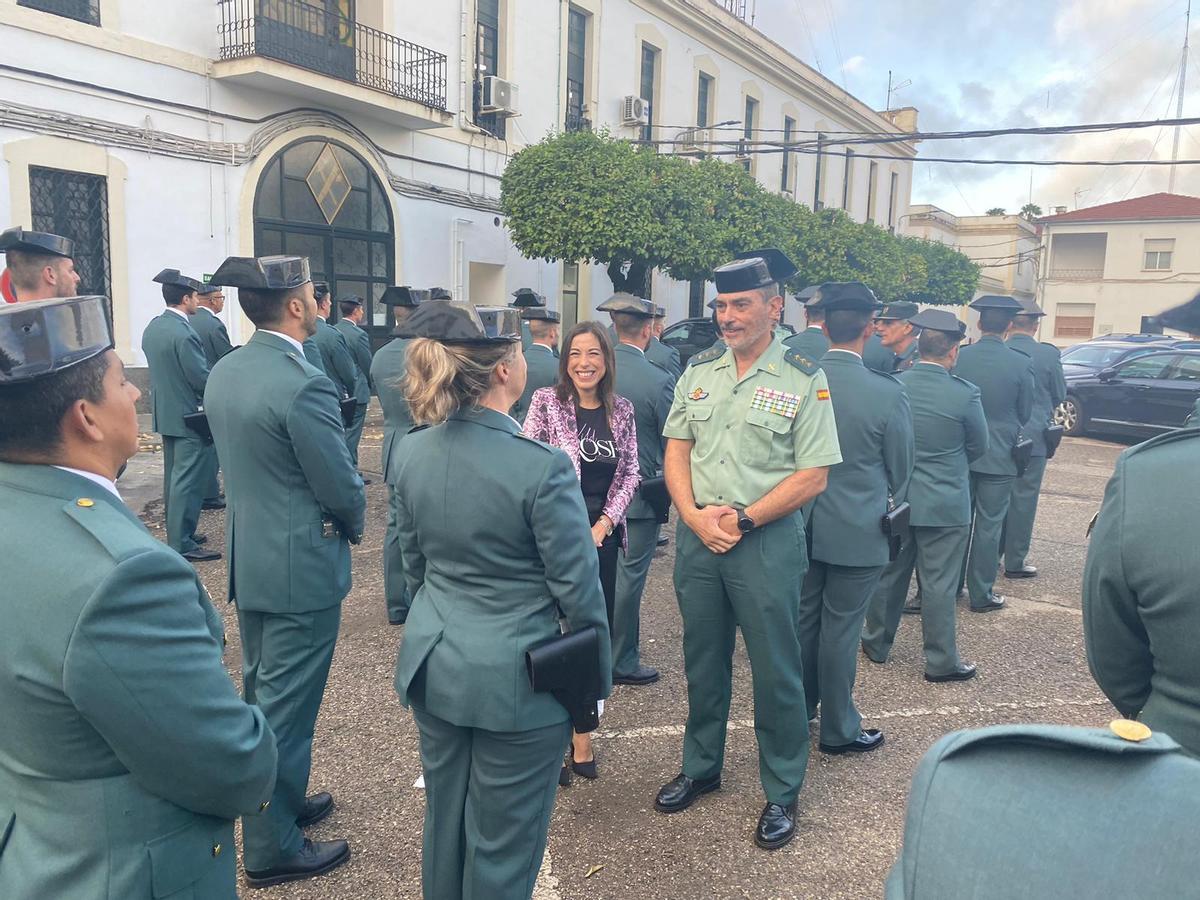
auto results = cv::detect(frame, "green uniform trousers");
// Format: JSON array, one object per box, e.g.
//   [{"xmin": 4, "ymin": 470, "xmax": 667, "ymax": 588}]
[
  {"xmin": 675, "ymin": 514, "xmax": 810, "ymax": 806},
  {"xmin": 1002, "ymin": 455, "xmax": 1047, "ymax": 572},
  {"xmin": 161, "ymin": 433, "xmax": 208, "ymax": 554},
  {"xmin": 238, "ymin": 605, "xmax": 341, "ymax": 870},
  {"xmin": 345, "ymin": 403, "xmax": 367, "ymax": 467},
  {"xmin": 203, "ymin": 444, "xmax": 221, "ymax": 502},
  {"xmin": 384, "ymin": 484, "xmax": 411, "ymax": 623},
  {"xmin": 862, "ymin": 525, "xmax": 969, "ymax": 675},
  {"xmin": 612, "ymin": 516, "xmax": 658, "ymax": 677},
  {"xmin": 799, "ymin": 561, "xmax": 886, "ymax": 747},
  {"xmin": 960, "ymin": 472, "xmax": 1014, "ymax": 607},
  {"xmin": 411, "ymin": 705, "xmax": 570, "ymax": 900}
]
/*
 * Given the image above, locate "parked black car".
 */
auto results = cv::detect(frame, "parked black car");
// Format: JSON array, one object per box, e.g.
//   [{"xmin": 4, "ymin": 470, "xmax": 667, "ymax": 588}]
[
  {"xmin": 1059, "ymin": 339, "xmax": 1177, "ymax": 380},
  {"xmin": 660, "ymin": 318, "xmax": 794, "ymax": 368},
  {"xmin": 1056, "ymin": 349, "xmax": 1200, "ymax": 437}
]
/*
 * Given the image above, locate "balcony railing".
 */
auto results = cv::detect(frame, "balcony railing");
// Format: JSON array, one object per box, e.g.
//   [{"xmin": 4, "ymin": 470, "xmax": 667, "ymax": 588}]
[
  {"xmin": 218, "ymin": 0, "xmax": 447, "ymax": 110},
  {"xmin": 712, "ymin": 0, "xmax": 750, "ymax": 20},
  {"xmin": 564, "ymin": 112, "xmax": 592, "ymax": 133},
  {"xmin": 1049, "ymin": 267, "xmax": 1104, "ymax": 280}
]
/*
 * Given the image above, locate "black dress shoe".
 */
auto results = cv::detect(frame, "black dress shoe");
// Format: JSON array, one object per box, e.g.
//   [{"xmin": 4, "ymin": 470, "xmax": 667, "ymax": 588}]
[
  {"xmin": 571, "ymin": 757, "xmax": 598, "ymax": 779},
  {"xmin": 754, "ymin": 801, "xmax": 797, "ymax": 850},
  {"xmin": 201, "ymin": 498, "xmax": 226, "ymax": 510},
  {"xmin": 655, "ymin": 773, "xmax": 721, "ymax": 813},
  {"xmin": 182, "ymin": 547, "xmax": 222, "ymax": 562},
  {"xmin": 244, "ymin": 838, "xmax": 350, "ymax": 888},
  {"xmin": 613, "ymin": 665, "xmax": 660, "ymax": 686},
  {"xmin": 656, "ymin": 535, "xmax": 669, "ymax": 547},
  {"xmin": 925, "ymin": 662, "xmax": 978, "ymax": 683},
  {"xmin": 819, "ymin": 728, "xmax": 885, "ymax": 755},
  {"xmin": 359, "ymin": 473, "xmax": 373, "ymax": 485},
  {"xmin": 192, "ymin": 533, "xmax": 208, "ymax": 545},
  {"xmin": 902, "ymin": 600, "xmax": 922, "ymax": 615},
  {"xmin": 387, "ymin": 612, "xmax": 407, "ymax": 626},
  {"xmin": 860, "ymin": 642, "xmax": 886, "ymax": 665},
  {"xmin": 970, "ymin": 595, "xmax": 1006, "ymax": 613},
  {"xmin": 296, "ymin": 792, "xmax": 334, "ymax": 829},
  {"xmin": 1004, "ymin": 565, "xmax": 1037, "ymax": 578}
]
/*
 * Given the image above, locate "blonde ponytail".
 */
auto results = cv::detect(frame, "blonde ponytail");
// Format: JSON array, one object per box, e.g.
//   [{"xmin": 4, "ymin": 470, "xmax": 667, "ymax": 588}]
[{"xmin": 404, "ymin": 338, "xmax": 516, "ymax": 425}]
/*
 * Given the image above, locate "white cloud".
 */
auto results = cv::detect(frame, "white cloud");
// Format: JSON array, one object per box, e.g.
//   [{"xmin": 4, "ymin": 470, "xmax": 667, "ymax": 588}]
[{"xmin": 844, "ymin": 54, "xmax": 866, "ymax": 74}]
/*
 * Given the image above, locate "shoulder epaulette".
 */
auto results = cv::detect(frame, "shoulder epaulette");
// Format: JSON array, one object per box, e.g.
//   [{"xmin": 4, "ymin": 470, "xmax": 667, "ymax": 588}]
[
  {"xmin": 949, "ymin": 373, "xmax": 977, "ymax": 390},
  {"xmin": 689, "ymin": 343, "xmax": 725, "ymax": 367},
  {"xmin": 868, "ymin": 367, "xmax": 902, "ymax": 385},
  {"xmin": 783, "ymin": 349, "xmax": 820, "ymax": 375},
  {"xmin": 65, "ymin": 499, "xmax": 154, "ymax": 561}
]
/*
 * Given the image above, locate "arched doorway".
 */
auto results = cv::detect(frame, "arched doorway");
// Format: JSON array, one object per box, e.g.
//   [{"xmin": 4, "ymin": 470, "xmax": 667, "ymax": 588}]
[{"xmin": 254, "ymin": 138, "xmax": 394, "ymax": 348}]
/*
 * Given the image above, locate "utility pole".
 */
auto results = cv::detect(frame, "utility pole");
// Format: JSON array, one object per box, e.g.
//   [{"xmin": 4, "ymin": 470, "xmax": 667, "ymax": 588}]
[
  {"xmin": 1169, "ymin": 0, "xmax": 1191, "ymax": 194},
  {"xmin": 885, "ymin": 70, "xmax": 911, "ymax": 112}
]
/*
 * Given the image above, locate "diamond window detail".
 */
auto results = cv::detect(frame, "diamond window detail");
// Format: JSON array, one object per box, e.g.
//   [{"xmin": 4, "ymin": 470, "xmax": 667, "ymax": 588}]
[{"xmin": 306, "ymin": 144, "xmax": 352, "ymax": 225}]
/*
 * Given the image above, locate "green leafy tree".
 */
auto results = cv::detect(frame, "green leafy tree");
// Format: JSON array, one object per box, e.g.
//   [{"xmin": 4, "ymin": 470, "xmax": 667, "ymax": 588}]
[
  {"xmin": 899, "ymin": 236, "xmax": 980, "ymax": 305},
  {"xmin": 985, "ymin": 207, "xmax": 1007, "ymax": 216},
  {"xmin": 1020, "ymin": 203, "xmax": 1043, "ymax": 220}
]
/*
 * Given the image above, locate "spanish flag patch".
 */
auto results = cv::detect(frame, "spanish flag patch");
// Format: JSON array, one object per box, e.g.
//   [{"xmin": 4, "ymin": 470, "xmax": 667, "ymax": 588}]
[{"xmin": 816, "ymin": 389, "xmax": 831, "ymax": 401}]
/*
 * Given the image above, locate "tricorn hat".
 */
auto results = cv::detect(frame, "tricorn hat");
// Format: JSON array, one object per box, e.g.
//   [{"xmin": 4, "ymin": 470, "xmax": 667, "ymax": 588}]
[
  {"xmin": 522, "ymin": 307, "xmax": 561, "ymax": 323},
  {"xmin": 809, "ymin": 281, "xmax": 881, "ymax": 313},
  {"xmin": 511, "ymin": 287, "xmax": 546, "ymax": 308},
  {"xmin": 1015, "ymin": 297, "xmax": 1046, "ymax": 317},
  {"xmin": 381, "ymin": 285, "xmax": 425, "ymax": 307},
  {"xmin": 0, "ymin": 226, "xmax": 74, "ymax": 259},
  {"xmin": 209, "ymin": 255, "xmax": 312, "ymax": 290},
  {"xmin": 152, "ymin": 268, "xmax": 206, "ymax": 294},
  {"xmin": 597, "ymin": 293, "xmax": 656, "ymax": 318},
  {"xmin": 429, "ymin": 287, "xmax": 452, "ymax": 301},
  {"xmin": 312, "ymin": 281, "xmax": 331, "ymax": 301},
  {"xmin": 0, "ymin": 295, "xmax": 112, "ymax": 384},
  {"xmin": 714, "ymin": 248, "xmax": 798, "ymax": 295},
  {"xmin": 876, "ymin": 301, "xmax": 920, "ymax": 321},
  {"xmin": 338, "ymin": 295, "xmax": 364, "ymax": 308},
  {"xmin": 395, "ymin": 300, "xmax": 521, "ymax": 344},
  {"xmin": 908, "ymin": 309, "xmax": 966, "ymax": 339},
  {"xmin": 969, "ymin": 294, "xmax": 1023, "ymax": 313}
]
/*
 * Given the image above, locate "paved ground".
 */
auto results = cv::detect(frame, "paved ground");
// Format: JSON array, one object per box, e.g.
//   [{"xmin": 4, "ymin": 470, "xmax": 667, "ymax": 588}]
[{"xmin": 127, "ymin": 410, "xmax": 1131, "ymax": 900}]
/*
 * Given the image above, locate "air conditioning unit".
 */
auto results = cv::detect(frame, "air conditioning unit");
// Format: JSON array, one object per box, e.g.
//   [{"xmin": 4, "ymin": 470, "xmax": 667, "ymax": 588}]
[
  {"xmin": 481, "ymin": 76, "xmax": 520, "ymax": 116},
  {"xmin": 622, "ymin": 95, "xmax": 650, "ymax": 126}
]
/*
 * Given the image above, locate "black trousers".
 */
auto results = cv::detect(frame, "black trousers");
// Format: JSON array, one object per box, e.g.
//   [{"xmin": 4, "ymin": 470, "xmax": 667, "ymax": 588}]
[{"xmin": 590, "ymin": 511, "xmax": 621, "ymax": 633}]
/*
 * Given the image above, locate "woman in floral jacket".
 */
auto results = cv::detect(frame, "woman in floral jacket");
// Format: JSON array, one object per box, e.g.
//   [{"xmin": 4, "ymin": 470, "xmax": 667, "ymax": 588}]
[{"xmin": 524, "ymin": 320, "xmax": 640, "ymax": 782}]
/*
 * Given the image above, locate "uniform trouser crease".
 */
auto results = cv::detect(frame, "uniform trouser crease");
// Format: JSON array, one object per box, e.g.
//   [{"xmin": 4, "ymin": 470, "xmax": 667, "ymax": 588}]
[
  {"xmin": 162, "ymin": 434, "xmax": 208, "ymax": 554},
  {"xmin": 963, "ymin": 472, "xmax": 1015, "ymax": 605},
  {"xmin": 613, "ymin": 517, "xmax": 658, "ymax": 676},
  {"xmin": 346, "ymin": 404, "xmax": 367, "ymax": 467},
  {"xmin": 1003, "ymin": 456, "xmax": 1047, "ymax": 571}
]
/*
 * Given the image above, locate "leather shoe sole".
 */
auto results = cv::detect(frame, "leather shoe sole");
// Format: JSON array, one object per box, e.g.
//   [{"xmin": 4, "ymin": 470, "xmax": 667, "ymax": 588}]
[
  {"xmin": 1004, "ymin": 569, "xmax": 1037, "ymax": 579},
  {"xmin": 970, "ymin": 598, "xmax": 1005, "ymax": 613},
  {"xmin": 296, "ymin": 792, "xmax": 334, "ymax": 829},
  {"xmin": 655, "ymin": 774, "xmax": 721, "ymax": 813},
  {"xmin": 925, "ymin": 664, "xmax": 978, "ymax": 683},
  {"xmin": 245, "ymin": 839, "xmax": 350, "ymax": 888},
  {"xmin": 182, "ymin": 548, "xmax": 221, "ymax": 562},
  {"xmin": 201, "ymin": 499, "xmax": 226, "ymax": 510},
  {"xmin": 819, "ymin": 729, "xmax": 885, "ymax": 755},
  {"xmin": 613, "ymin": 666, "xmax": 660, "ymax": 686}
]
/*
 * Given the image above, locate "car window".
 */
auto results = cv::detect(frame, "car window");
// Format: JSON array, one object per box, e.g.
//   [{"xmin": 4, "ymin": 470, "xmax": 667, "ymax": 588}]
[
  {"xmin": 1115, "ymin": 354, "xmax": 1173, "ymax": 379},
  {"xmin": 1064, "ymin": 345, "xmax": 1140, "ymax": 367},
  {"xmin": 662, "ymin": 324, "xmax": 692, "ymax": 344},
  {"xmin": 1169, "ymin": 356, "xmax": 1200, "ymax": 381}
]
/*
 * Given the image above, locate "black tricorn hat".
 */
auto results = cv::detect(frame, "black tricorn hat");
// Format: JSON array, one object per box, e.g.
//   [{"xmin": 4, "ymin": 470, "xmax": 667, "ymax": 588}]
[
  {"xmin": 714, "ymin": 248, "xmax": 798, "ymax": 295},
  {"xmin": 809, "ymin": 281, "xmax": 881, "ymax": 313},
  {"xmin": 597, "ymin": 293, "xmax": 656, "ymax": 318},
  {"xmin": 1154, "ymin": 292, "xmax": 1200, "ymax": 334},
  {"xmin": 429, "ymin": 287, "xmax": 452, "ymax": 301},
  {"xmin": 654, "ymin": 305, "xmax": 667, "ymax": 318},
  {"xmin": 395, "ymin": 300, "xmax": 522, "ymax": 344},
  {"xmin": 876, "ymin": 301, "xmax": 920, "ymax": 321},
  {"xmin": 339, "ymin": 294, "xmax": 364, "ymax": 308},
  {"xmin": 209, "ymin": 255, "xmax": 312, "ymax": 290},
  {"xmin": 0, "ymin": 295, "xmax": 112, "ymax": 384},
  {"xmin": 969, "ymin": 294, "xmax": 1023, "ymax": 313},
  {"xmin": 522, "ymin": 307, "xmax": 561, "ymax": 322},
  {"xmin": 909, "ymin": 309, "xmax": 966, "ymax": 339},
  {"xmin": 0, "ymin": 226, "xmax": 74, "ymax": 259},
  {"xmin": 152, "ymin": 268, "xmax": 205, "ymax": 293},
  {"xmin": 381, "ymin": 285, "xmax": 425, "ymax": 307},
  {"xmin": 313, "ymin": 281, "xmax": 331, "ymax": 301},
  {"xmin": 1015, "ymin": 297, "xmax": 1046, "ymax": 317},
  {"xmin": 511, "ymin": 287, "xmax": 546, "ymax": 308},
  {"xmin": 796, "ymin": 285, "xmax": 821, "ymax": 305}
]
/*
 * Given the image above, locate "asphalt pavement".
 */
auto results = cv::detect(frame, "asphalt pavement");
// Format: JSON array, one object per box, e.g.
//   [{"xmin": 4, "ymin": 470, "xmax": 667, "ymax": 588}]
[{"xmin": 125, "ymin": 411, "xmax": 1131, "ymax": 900}]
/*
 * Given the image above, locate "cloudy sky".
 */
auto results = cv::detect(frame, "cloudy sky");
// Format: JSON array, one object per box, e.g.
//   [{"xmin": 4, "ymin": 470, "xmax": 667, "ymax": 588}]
[{"xmin": 751, "ymin": 0, "xmax": 1200, "ymax": 216}]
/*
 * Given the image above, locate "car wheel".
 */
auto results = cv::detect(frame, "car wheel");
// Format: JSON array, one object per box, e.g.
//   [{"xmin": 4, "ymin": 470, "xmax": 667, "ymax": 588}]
[{"xmin": 1058, "ymin": 395, "xmax": 1086, "ymax": 436}]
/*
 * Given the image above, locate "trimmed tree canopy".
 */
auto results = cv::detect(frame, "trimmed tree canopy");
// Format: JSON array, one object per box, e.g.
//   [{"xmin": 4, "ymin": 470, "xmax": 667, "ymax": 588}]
[{"xmin": 500, "ymin": 130, "xmax": 979, "ymax": 305}]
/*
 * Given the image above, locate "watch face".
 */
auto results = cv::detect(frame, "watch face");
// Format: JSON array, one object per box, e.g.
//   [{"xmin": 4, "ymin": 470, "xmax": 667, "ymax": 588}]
[{"xmin": 738, "ymin": 515, "xmax": 754, "ymax": 533}]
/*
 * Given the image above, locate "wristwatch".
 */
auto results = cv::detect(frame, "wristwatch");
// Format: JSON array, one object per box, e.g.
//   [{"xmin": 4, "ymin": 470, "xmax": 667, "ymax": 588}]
[{"xmin": 732, "ymin": 505, "xmax": 756, "ymax": 534}]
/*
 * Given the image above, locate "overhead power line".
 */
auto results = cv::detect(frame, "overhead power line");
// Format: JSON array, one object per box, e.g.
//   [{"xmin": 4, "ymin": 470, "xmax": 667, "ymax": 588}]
[{"xmin": 687, "ymin": 144, "xmax": 1200, "ymax": 166}]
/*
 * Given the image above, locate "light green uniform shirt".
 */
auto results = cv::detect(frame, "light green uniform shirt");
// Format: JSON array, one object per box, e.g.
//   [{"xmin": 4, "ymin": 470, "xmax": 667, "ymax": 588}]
[{"xmin": 663, "ymin": 337, "xmax": 842, "ymax": 507}]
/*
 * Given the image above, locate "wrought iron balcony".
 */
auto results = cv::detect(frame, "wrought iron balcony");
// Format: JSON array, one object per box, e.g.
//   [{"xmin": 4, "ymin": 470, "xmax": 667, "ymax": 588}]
[
  {"xmin": 217, "ymin": 0, "xmax": 447, "ymax": 111},
  {"xmin": 564, "ymin": 112, "xmax": 592, "ymax": 133}
]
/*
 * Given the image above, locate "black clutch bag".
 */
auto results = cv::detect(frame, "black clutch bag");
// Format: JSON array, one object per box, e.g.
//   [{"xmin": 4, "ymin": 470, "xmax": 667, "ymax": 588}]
[
  {"xmin": 1044, "ymin": 424, "xmax": 1065, "ymax": 459},
  {"xmin": 183, "ymin": 411, "xmax": 212, "ymax": 443},
  {"xmin": 525, "ymin": 625, "xmax": 602, "ymax": 733},
  {"xmin": 338, "ymin": 397, "xmax": 357, "ymax": 428},
  {"xmin": 638, "ymin": 475, "xmax": 671, "ymax": 524},
  {"xmin": 881, "ymin": 500, "xmax": 911, "ymax": 562},
  {"xmin": 1013, "ymin": 435, "xmax": 1035, "ymax": 476}
]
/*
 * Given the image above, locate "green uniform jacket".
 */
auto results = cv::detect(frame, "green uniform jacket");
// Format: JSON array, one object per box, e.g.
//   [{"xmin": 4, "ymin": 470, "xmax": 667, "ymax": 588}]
[
  {"xmin": 897, "ymin": 363, "xmax": 989, "ymax": 526},
  {"xmin": 1083, "ymin": 428, "xmax": 1200, "ymax": 756},
  {"xmin": 783, "ymin": 326, "xmax": 831, "ymax": 361},
  {"xmin": 513, "ymin": 344, "xmax": 560, "ymax": 425},
  {"xmin": 953, "ymin": 335, "xmax": 1034, "ymax": 476},
  {"xmin": 302, "ymin": 336, "xmax": 325, "ymax": 373},
  {"xmin": 808, "ymin": 350, "xmax": 914, "ymax": 567},
  {"xmin": 205, "ymin": 331, "xmax": 366, "ymax": 613},
  {"xmin": 887, "ymin": 724, "xmax": 1200, "ymax": 898},
  {"xmin": 613, "ymin": 342, "xmax": 675, "ymax": 520},
  {"xmin": 393, "ymin": 407, "xmax": 612, "ymax": 732},
  {"xmin": 335, "ymin": 317, "xmax": 373, "ymax": 400},
  {"xmin": 313, "ymin": 318, "xmax": 358, "ymax": 400},
  {"xmin": 191, "ymin": 307, "xmax": 234, "ymax": 368},
  {"xmin": 141, "ymin": 309, "xmax": 209, "ymax": 437},
  {"xmin": 862, "ymin": 333, "xmax": 894, "ymax": 373},
  {"xmin": 646, "ymin": 336, "xmax": 682, "ymax": 379},
  {"xmin": 0, "ymin": 464, "xmax": 277, "ymax": 899},
  {"xmin": 521, "ymin": 320, "xmax": 533, "ymax": 351},
  {"xmin": 370, "ymin": 336, "xmax": 413, "ymax": 481},
  {"xmin": 1007, "ymin": 332, "xmax": 1067, "ymax": 457}
]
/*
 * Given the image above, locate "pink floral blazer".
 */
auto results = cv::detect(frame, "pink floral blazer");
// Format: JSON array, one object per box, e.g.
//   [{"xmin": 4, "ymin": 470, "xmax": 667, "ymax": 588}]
[{"xmin": 522, "ymin": 387, "xmax": 641, "ymax": 538}]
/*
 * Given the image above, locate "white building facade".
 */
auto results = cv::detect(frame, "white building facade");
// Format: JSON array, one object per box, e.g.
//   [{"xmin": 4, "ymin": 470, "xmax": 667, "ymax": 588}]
[
  {"xmin": 0, "ymin": 0, "xmax": 916, "ymax": 373},
  {"xmin": 1036, "ymin": 193, "xmax": 1200, "ymax": 346}
]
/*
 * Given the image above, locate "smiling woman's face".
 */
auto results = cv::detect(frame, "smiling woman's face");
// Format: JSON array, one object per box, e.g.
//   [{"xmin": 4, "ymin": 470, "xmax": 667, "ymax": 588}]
[{"xmin": 567, "ymin": 331, "xmax": 606, "ymax": 393}]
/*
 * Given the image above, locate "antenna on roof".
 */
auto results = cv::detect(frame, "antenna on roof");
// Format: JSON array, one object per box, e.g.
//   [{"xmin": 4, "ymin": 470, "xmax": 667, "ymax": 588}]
[{"xmin": 1169, "ymin": 0, "xmax": 1191, "ymax": 194}]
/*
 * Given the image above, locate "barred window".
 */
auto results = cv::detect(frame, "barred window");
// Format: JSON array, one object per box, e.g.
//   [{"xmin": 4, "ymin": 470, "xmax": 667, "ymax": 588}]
[
  {"xmin": 30, "ymin": 166, "xmax": 112, "ymax": 308},
  {"xmin": 17, "ymin": 0, "xmax": 100, "ymax": 26}
]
